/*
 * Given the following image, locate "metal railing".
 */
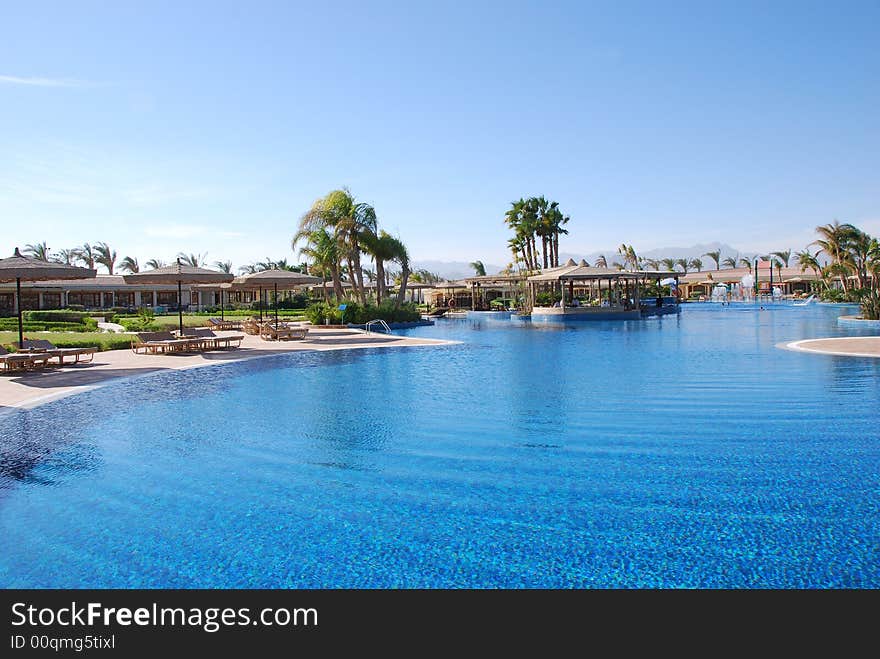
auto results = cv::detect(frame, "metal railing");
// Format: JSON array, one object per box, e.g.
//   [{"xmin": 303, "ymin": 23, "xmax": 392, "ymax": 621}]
[{"xmin": 364, "ymin": 319, "xmax": 392, "ymax": 334}]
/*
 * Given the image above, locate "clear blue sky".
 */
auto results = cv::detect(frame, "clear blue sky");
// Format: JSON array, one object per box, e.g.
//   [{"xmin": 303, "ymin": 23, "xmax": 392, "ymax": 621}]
[{"xmin": 1, "ymin": 0, "xmax": 878, "ymax": 270}]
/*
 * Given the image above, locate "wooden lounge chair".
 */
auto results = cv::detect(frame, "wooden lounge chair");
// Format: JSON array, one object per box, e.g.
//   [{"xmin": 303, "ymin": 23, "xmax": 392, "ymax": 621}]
[
  {"xmin": 208, "ymin": 317, "xmax": 241, "ymax": 331},
  {"xmin": 19, "ymin": 339, "xmax": 96, "ymax": 365},
  {"xmin": 0, "ymin": 345, "xmax": 52, "ymax": 372},
  {"xmin": 188, "ymin": 328, "xmax": 244, "ymax": 350},
  {"xmin": 259, "ymin": 321, "xmax": 309, "ymax": 341},
  {"xmin": 131, "ymin": 331, "xmax": 198, "ymax": 354},
  {"xmin": 242, "ymin": 318, "xmax": 262, "ymax": 335}
]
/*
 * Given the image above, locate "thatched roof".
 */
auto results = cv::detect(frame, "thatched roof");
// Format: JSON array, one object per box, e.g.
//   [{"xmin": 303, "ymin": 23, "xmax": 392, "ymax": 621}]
[
  {"xmin": 122, "ymin": 261, "xmax": 233, "ymax": 284},
  {"xmin": 0, "ymin": 248, "xmax": 97, "ymax": 283},
  {"xmin": 232, "ymin": 269, "xmax": 321, "ymax": 289}
]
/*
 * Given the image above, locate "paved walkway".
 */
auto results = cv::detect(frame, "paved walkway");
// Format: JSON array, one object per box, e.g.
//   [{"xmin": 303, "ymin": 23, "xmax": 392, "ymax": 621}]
[
  {"xmin": 0, "ymin": 328, "xmax": 454, "ymax": 411},
  {"xmin": 782, "ymin": 336, "xmax": 880, "ymax": 358}
]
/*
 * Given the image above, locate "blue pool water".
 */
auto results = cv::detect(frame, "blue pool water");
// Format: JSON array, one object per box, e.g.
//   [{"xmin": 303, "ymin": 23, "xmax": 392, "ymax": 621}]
[{"xmin": 1, "ymin": 303, "xmax": 878, "ymax": 588}]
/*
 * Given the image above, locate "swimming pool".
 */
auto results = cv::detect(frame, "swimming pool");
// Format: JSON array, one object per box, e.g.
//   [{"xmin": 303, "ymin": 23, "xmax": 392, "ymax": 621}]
[{"xmin": 1, "ymin": 303, "xmax": 878, "ymax": 588}]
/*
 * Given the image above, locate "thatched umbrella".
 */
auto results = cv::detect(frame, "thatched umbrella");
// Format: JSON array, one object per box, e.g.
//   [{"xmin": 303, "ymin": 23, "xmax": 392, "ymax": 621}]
[
  {"xmin": 233, "ymin": 269, "xmax": 321, "ymax": 325},
  {"xmin": 123, "ymin": 259, "xmax": 233, "ymax": 333},
  {"xmin": 0, "ymin": 247, "xmax": 97, "ymax": 347}
]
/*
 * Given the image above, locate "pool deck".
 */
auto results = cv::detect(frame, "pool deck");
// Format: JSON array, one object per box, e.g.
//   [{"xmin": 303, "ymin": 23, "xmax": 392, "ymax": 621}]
[
  {"xmin": 782, "ymin": 336, "xmax": 880, "ymax": 358},
  {"xmin": 0, "ymin": 328, "xmax": 454, "ymax": 411}
]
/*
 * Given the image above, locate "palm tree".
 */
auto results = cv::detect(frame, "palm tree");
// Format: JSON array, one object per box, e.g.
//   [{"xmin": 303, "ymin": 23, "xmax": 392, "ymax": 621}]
[
  {"xmin": 594, "ymin": 255, "xmax": 607, "ymax": 268},
  {"xmin": 383, "ymin": 234, "xmax": 411, "ymax": 307},
  {"xmin": 75, "ymin": 243, "xmax": 96, "ymax": 269},
  {"xmin": 738, "ymin": 257, "xmax": 753, "ymax": 272},
  {"xmin": 643, "ymin": 258, "xmax": 660, "ymax": 270},
  {"xmin": 470, "ymin": 261, "xmax": 486, "ymax": 276},
  {"xmin": 660, "ymin": 258, "xmax": 677, "ymax": 272},
  {"xmin": 795, "ymin": 249, "xmax": 824, "ymax": 290},
  {"xmin": 618, "ymin": 244, "xmax": 639, "ymax": 270},
  {"xmin": 53, "ymin": 248, "xmax": 78, "ymax": 265},
  {"xmin": 213, "ymin": 260, "xmax": 233, "ymax": 274},
  {"xmin": 145, "ymin": 258, "xmax": 166, "ymax": 270},
  {"xmin": 362, "ymin": 230, "xmax": 403, "ymax": 304},
  {"xmin": 120, "ymin": 256, "xmax": 140, "ymax": 273},
  {"xmin": 94, "ymin": 242, "xmax": 117, "ymax": 274},
  {"xmin": 688, "ymin": 258, "xmax": 704, "ymax": 272},
  {"xmin": 813, "ymin": 220, "xmax": 857, "ymax": 292},
  {"xmin": 772, "ymin": 249, "xmax": 792, "ymax": 268},
  {"xmin": 177, "ymin": 252, "xmax": 206, "ymax": 267},
  {"xmin": 675, "ymin": 258, "xmax": 689, "ymax": 274},
  {"xmin": 296, "ymin": 228, "xmax": 342, "ymax": 301},
  {"xmin": 703, "ymin": 249, "xmax": 722, "ymax": 270},
  {"xmin": 24, "ymin": 242, "xmax": 51, "ymax": 261},
  {"xmin": 722, "ymin": 256, "xmax": 738, "ymax": 269}
]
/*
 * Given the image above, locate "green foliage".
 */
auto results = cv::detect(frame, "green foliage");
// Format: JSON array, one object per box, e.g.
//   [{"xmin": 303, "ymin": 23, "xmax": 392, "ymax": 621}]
[
  {"xmin": 305, "ymin": 301, "xmax": 421, "ymax": 325},
  {"xmin": 535, "ymin": 291, "xmax": 561, "ymax": 305},
  {"xmin": 859, "ymin": 289, "xmax": 880, "ymax": 320}
]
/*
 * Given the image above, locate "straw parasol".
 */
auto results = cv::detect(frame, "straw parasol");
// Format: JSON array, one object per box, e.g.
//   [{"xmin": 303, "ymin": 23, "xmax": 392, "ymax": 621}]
[
  {"xmin": 123, "ymin": 259, "xmax": 233, "ymax": 333},
  {"xmin": 0, "ymin": 247, "xmax": 97, "ymax": 347},
  {"xmin": 233, "ymin": 269, "xmax": 321, "ymax": 325}
]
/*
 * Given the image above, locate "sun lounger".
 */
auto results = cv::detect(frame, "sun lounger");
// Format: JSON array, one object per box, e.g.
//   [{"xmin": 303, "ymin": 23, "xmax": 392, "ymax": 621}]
[
  {"xmin": 131, "ymin": 331, "xmax": 198, "ymax": 354},
  {"xmin": 242, "ymin": 318, "xmax": 262, "ymax": 335},
  {"xmin": 208, "ymin": 317, "xmax": 242, "ymax": 331},
  {"xmin": 0, "ymin": 345, "xmax": 53, "ymax": 372},
  {"xmin": 188, "ymin": 328, "xmax": 244, "ymax": 350},
  {"xmin": 19, "ymin": 339, "xmax": 96, "ymax": 365},
  {"xmin": 259, "ymin": 321, "xmax": 309, "ymax": 341}
]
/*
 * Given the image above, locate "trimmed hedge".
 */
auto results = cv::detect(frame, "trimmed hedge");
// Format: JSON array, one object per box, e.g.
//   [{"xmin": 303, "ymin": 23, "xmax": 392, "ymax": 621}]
[
  {"xmin": 305, "ymin": 301, "xmax": 421, "ymax": 325},
  {"xmin": 22, "ymin": 310, "xmax": 95, "ymax": 323}
]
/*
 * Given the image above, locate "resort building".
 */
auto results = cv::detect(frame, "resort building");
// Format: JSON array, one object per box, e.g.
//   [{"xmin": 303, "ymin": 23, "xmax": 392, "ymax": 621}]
[{"xmin": 676, "ymin": 266, "xmax": 823, "ymax": 299}]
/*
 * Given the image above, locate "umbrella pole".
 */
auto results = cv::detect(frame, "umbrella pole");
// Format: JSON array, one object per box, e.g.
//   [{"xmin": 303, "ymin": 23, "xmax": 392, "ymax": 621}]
[
  {"xmin": 274, "ymin": 283, "xmax": 279, "ymax": 325},
  {"xmin": 178, "ymin": 279, "xmax": 184, "ymax": 334},
  {"xmin": 16, "ymin": 276, "xmax": 23, "ymax": 348}
]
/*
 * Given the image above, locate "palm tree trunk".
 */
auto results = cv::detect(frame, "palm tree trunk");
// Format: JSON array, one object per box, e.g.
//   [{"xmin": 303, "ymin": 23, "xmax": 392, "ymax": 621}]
[
  {"xmin": 375, "ymin": 259, "xmax": 386, "ymax": 304},
  {"xmin": 331, "ymin": 263, "xmax": 344, "ymax": 301},
  {"xmin": 396, "ymin": 264, "xmax": 410, "ymax": 307},
  {"xmin": 351, "ymin": 242, "xmax": 367, "ymax": 305},
  {"xmin": 542, "ymin": 236, "xmax": 548, "ymax": 269}
]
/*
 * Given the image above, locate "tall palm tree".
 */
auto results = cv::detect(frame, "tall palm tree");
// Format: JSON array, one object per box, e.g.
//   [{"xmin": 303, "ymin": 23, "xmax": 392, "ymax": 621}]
[
  {"xmin": 772, "ymin": 249, "xmax": 792, "ymax": 267},
  {"xmin": 643, "ymin": 258, "xmax": 659, "ymax": 271},
  {"xmin": 812, "ymin": 220, "xmax": 857, "ymax": 292},
  {"xmin": 470, "ymin": 261, "xmax": 486, "ymax": 276},
  {"xmin": 145, "ymin": 258, "xmax": 166, "ymax": 269},
  {"xmin": 594, "ymin": 255, "xmax": 607, "ymax": 268},
  {"xmin": 738, "ymin": 257, "xmax": 753, "ymax": 272},
  {"xmin": 120, "ymin": 256, "xmax": 140, "ymax": 273},
  {"xmin": 94, "ymin": 242, "xmax": 117, "ymax": 274},
  {"xmin": 381, "ymin": 234, "xmax": 411, "ymax": 307},
  {"xmin": 53, "ymin": 248, "xmax": 78, "ymax": 265},
  {"xmin": 75, "ymin": 243, "xmax": 96, "ymax": 269},
  {"xmin": 176, "ymin": 252, "xmax": 206, "ymax": 267},
  {"xmin": 795, "ymin": 249, "xmax": 825, "ymax": 290},
  {"xmin": 688, "ymin": 258, "xmax": 704, "ymax": 272},
  {"xmin": 213, "ymin": 260, "xmax": 233, "ymax": 274},
  {"xmin": 675, "ymin": 258, "xmax": 689, "ymax": 274},
  {"xmin": 296, "ymin": 228, "xmax": 342, "ymax": 301},
  {"xmin": 660, "ymin": 257, "xmax": 677, "ymax": 272},
  {"xmin": 362, "ymin": 230, "xmax": 402, "ymax": 304},
  {"xmin": 618, "ymin": 244, "xmax": 639, "ymax": 270},
  {"xmin": 722, "ymin": 256, "xmax": 738, "ymax": 269},
  {"xmin": 703, "ymin": 249, "xmax": 722, "ymax": 270},
  {"xmin": 24, "ymin": 242, "xmax": 51, "ymax": 261}
]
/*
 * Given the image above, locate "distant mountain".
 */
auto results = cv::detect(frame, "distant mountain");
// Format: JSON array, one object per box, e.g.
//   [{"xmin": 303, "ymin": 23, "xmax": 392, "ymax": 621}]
[
  {"xmin": 411, "ymin": 260, "xmax": 504, "ymax": 281},
  {"xmin": 558, "ymin": 242, "xmax": 758, "ymax": 268}
]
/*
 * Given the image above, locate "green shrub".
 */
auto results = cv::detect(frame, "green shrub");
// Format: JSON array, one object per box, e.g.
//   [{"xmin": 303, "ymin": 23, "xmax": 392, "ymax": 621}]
[
  {"xmin": 860, "ymin": 289, "xmax": 880, "ymax": 320},
  {"xmin": 535, "ymin": 292, "xmax": 561, "ymax": 305},
  {"xmin": 304, "ymin": 300, "xmax": 421, "ymax": 325},
  {"xmin": 23, "ymin": 310, "xmax": 94, "ymax": 323}
]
